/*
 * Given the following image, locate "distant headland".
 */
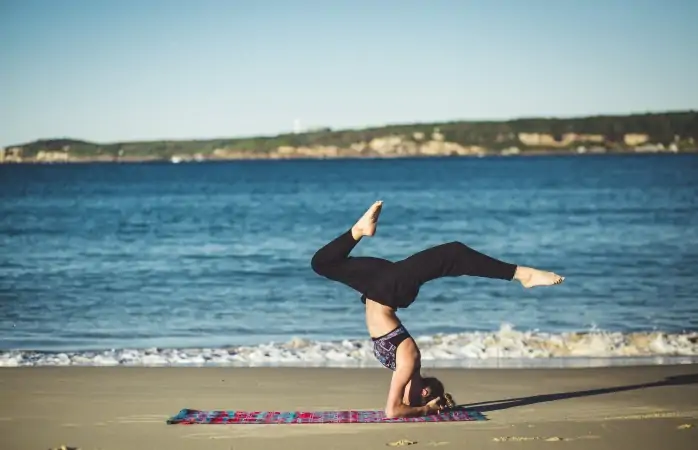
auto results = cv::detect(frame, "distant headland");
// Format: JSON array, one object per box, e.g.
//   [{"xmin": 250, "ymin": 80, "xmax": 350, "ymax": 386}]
[{"xmin": 2, "ymin": 111, "xmax": 696, "ymax": 164}]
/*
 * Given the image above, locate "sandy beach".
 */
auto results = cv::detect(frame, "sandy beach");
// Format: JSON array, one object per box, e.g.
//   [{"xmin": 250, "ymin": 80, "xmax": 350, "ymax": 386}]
[{"xmin": 1, "ymin": 364, "xmax": 696, "ymax": 450}]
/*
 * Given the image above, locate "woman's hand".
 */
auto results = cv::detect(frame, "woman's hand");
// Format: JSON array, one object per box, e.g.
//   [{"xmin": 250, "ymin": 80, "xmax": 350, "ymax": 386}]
[{"xmin": 424, "ymin": 397, "xmax": 443, "ymax": 415}]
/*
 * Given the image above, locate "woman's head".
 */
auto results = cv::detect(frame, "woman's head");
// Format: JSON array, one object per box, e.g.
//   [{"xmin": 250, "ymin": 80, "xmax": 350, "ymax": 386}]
[{"xmin": 420, "ymin": 376, "xmax": 456, "ymax": 408}]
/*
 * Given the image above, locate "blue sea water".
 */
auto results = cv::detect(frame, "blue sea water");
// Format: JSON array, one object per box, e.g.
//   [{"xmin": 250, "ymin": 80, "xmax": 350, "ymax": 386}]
[{"xmin": 1, "ymin": 154, "xmax": 697, "ymax": 366}]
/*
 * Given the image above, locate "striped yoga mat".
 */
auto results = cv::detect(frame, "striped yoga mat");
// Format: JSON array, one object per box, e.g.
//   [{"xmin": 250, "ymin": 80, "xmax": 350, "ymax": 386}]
[{"xmin": 167, "ymin": 408, "xmax": 486, "ymax": 424}]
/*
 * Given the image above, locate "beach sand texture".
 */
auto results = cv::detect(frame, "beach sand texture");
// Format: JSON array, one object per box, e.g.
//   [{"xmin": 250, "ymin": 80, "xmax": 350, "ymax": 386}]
[{"xmin": 2, "ymin": 364, "xmax": 697, "ymax": 450}]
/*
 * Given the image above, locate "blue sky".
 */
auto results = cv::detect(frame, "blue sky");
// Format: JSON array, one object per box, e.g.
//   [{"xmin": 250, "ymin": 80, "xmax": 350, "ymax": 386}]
[{"xmin": 1, "ymin": 0, "xmax": 696, "ymax": 146}]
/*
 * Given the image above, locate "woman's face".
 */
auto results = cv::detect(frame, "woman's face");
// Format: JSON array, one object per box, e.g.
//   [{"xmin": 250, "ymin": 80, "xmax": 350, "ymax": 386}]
[{"xmin": 403, "ymin": 376, "xmax": 431, "ymax": 406}]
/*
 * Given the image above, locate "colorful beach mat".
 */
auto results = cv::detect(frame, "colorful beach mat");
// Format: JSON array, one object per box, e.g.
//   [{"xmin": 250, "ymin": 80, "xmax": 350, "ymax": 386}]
[{"xmin": 166, "ymin": 408, "xmax": 486, "ymax": 425}]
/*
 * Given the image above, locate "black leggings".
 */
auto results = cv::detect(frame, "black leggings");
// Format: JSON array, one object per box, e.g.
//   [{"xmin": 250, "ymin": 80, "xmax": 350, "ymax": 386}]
[{"xmin": 311, "ymin": 230, "xmax": 517, "ymax": 309}]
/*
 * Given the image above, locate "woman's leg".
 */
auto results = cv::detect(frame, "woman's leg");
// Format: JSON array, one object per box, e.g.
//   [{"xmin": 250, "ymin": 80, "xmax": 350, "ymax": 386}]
[
  {"xmin": 310, "ymin": 228, "xmax": 361, "ymax": 273},
  {"xmin": 394, "ymin": 241, "xmax": 563, "ymax": 288},
  {"xmin": 311, "ymin": 201, "xmax": 393, "ymax": 293}
]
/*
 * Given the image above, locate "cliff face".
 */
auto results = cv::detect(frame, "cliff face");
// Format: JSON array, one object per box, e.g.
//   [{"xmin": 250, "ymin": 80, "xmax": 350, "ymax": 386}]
[
  {"xmin": 202, "ymin": 131, "xmax": 488, "ymax": 161},
  {"xmin": 518, "ymin": 133, "xmax": 606, "ymax": 147},
  {"xmin": 2, "ymin": 111, "xmax": 696, "ymax": 163}
]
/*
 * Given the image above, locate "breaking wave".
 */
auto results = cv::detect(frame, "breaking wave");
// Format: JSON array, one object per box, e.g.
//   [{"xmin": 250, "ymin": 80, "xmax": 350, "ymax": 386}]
[{"xmin": 2, "ymin": 324, "xmax": 697, "ymax": 368}]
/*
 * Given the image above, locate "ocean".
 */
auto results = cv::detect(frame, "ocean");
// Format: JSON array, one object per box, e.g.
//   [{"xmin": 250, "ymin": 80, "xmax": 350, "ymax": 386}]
[{"xmin": 1, "ymin": 154, "xmax": 697, "ymax": 368}]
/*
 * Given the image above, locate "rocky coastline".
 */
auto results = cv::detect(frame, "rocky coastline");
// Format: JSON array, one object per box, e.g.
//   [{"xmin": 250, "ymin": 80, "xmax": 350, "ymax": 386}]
[{"xmin": 2, "ymin": 113, "xmax": 696, "ymax": 164}]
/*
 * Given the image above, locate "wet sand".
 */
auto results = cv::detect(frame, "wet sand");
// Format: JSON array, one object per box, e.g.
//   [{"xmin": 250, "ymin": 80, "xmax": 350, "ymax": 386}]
[{"xmin": 2, "ymin": 364, "xmax": 697, "ymax": 450}]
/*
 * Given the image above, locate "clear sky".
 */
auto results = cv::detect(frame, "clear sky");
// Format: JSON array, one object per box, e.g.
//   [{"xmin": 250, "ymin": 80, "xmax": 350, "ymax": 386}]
[{"xmin": 1, "ymin": 0, "xmax": 696, "ymax": 146}]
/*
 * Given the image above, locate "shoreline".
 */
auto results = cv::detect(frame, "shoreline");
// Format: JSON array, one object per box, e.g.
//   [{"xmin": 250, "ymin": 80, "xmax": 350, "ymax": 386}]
[
  {"xmin": 3, "ymin": 358, "xmax": 697, "ymax": 369},
  {"xmin": 1, "ymin": 148, "xmax": 696, "ymax": 166},
  {"xmin": 3, "ymin": 364, "xmax": 697, "ymax": 449}
]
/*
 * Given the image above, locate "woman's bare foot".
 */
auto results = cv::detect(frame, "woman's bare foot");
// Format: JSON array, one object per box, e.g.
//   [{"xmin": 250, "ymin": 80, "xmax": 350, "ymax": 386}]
[
  {"xmin": 514, "ymin": 266, "xmax": 564, "ymax": 288},
  {"xmin": 351, "ymin": 201, "xmax": 383, "ymax": 240}
]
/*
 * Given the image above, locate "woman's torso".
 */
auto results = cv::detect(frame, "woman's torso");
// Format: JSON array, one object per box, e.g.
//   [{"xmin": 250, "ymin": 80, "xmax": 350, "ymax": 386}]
[{"xmin": 364, "ymin": 298, "xmax": 402, "ymax": 338}]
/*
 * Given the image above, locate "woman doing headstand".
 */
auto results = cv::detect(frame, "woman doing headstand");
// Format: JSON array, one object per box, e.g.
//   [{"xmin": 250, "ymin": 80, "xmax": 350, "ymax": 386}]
[{"xmin": 311, "ymin": 201, "xmax": 564, "ymax": 418}]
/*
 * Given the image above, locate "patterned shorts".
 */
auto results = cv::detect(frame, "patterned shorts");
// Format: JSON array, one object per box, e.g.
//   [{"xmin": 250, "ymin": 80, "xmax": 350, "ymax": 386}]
[{"xmin": 372, "ymin": 324, "xmax": 411, "ymax": 371}]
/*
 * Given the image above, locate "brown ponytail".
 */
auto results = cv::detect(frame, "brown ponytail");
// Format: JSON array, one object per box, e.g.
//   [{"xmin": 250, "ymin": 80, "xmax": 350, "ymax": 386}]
[{"xmin": 442, "ymin": 392, "xmax": 457, "ymax": 409}]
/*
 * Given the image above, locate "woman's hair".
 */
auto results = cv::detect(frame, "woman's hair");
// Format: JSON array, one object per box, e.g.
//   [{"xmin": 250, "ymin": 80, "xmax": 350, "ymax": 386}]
[{"xmin": 421, "ymin": 376, "xmax": 457, "ymax": 409}]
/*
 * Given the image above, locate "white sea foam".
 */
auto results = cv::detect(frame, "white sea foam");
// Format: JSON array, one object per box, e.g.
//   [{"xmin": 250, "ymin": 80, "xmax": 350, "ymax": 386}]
[{"xmin": 2, "ymin": 325, "xmax": 697, "ymax": 368}]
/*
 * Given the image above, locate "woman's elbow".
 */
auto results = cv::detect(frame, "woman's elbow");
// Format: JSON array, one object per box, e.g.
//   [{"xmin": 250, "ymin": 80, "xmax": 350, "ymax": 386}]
[{"xmin": 385, "ymin": 404, "xmax": 407, "ymax": 419}]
